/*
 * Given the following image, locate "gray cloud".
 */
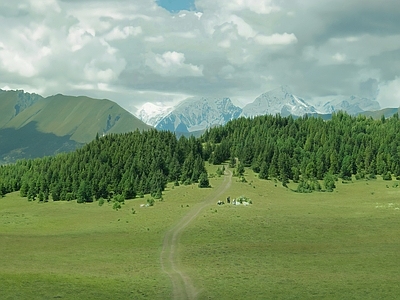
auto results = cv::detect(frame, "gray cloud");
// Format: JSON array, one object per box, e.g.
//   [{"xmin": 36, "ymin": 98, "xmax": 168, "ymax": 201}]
[{"xmin": 0, "ymin": 0, "xmax": 399, "ymax": 111}]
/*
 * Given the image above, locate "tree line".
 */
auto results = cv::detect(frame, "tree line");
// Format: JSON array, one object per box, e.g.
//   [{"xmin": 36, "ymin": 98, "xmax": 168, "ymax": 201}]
[
  {"xmin": 1, "ymin": 111, "xmax": 400, "ymax": 200},
  {"xmin": 0, "ymin": 129, "xmax": 209, "ymax": 201},
  {"xmin": 202, "ymin": 111, "xmax": 400, "ymax": 191}
]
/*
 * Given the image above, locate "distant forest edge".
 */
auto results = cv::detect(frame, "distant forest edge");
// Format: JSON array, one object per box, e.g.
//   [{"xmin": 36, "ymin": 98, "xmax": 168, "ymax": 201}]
[{"xmin": 1, "ymin": 111, "xmax": 400, "ymax": 200}]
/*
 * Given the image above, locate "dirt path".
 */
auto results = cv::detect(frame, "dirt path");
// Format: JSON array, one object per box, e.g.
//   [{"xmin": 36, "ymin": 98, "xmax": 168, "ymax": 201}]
[{"xmin": 160, "ymin": 170, "xmax": 232, "ymax": 300}]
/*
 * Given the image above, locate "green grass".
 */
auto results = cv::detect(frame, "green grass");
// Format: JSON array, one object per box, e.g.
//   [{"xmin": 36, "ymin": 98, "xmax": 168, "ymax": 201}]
[
  {"xmin": 180, "ymin": 169, "xmax": 400, "ymax": 299},
  {"xmin": 1, "ymin": 168, "xmax": 400, "ymax": 299}
]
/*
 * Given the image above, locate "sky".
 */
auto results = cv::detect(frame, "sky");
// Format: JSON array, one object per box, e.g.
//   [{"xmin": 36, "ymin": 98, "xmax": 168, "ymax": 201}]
[{"xmin": 1, "ymin": 0, "xmax": 400, "ymax": 113}]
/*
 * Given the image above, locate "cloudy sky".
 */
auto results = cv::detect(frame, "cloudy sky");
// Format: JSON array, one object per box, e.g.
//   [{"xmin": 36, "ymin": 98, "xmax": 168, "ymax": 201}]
[{"xmin": 1, "ymin": 0, "xmax": 400, "ymax": 113}]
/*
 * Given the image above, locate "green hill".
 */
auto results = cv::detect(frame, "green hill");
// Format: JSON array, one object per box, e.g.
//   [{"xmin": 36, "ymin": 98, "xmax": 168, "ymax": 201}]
[{"xmin": 0, "ymin": 90, "xmax": 152, "ymax": 163}]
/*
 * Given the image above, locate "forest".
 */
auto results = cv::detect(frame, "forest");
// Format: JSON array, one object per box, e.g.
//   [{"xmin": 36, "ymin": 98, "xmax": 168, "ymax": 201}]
[
  {"xmin": 0, "ymin": 130, "xmax": 209, "ymax": 202},
  {"xmin": 1, "ymin": 111, "xmax": 400, "ymax": 200},
  {"xmin": 202, "ymin": 111, "xmax": 400, "ymax": 191}
]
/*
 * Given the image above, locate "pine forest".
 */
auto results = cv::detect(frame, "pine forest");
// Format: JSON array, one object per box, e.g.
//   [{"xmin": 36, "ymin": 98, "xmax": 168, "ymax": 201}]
[{"xmin": 1, "ymin": 111, "xmax": 400, "ymax": 200}]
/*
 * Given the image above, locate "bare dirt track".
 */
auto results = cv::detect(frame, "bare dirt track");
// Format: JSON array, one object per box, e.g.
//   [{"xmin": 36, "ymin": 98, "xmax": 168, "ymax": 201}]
[{"xmin": 160, "ymin": 170, "xmax": 232, "ymax": 300}]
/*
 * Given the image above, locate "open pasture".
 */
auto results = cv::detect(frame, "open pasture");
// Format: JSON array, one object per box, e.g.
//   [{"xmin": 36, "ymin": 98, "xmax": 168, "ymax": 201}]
[
  {"xmin": 180, "ymin": 170, "xmax": 400, "ymax": 299},
  {"xmin": 1, "ymin": 167, "xmax": 400, "ymax": 299}
]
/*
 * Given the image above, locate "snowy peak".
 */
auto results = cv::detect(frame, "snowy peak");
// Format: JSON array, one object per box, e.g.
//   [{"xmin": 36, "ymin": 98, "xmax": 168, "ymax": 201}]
[
  {"xmin": 241, "ymin": 86, "xmax": 318, "ymax": 118},
  {"xmin": 156, "ymin": 97, "xmax": 242, "ymax": 133},
  {"xmin": 136, "ymin": 102, "xmax": 173, "ymax": 127},
  {"xmin": 320, "ymin": 95, "xmax": 380, "ymax": 115}
]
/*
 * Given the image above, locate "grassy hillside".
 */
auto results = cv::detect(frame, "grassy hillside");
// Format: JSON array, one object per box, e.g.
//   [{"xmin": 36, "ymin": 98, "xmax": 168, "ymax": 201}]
[
  {"xmin": 0, "ymin": 90, "xmax": 152, "ymax": 162},
  {"xmin": 0, "ymin": 122, "xmax": 81, "ymax": 164},
  {"xmin": 4, "ymin": 94, "xmax": 151, "ymax": 143},
  {"xmin": 1, "ymin": 166, "xmax": 400, "ymax": 299},
  {"xmin": 360, "ymin": 107, "xmax": 399, "ymax": 119}
]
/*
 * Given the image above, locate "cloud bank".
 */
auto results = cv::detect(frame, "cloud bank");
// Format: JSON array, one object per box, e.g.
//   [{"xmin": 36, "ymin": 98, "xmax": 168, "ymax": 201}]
[{"xmin": 1, "ymin": 0, "xmax": 400, "ymax": 112}]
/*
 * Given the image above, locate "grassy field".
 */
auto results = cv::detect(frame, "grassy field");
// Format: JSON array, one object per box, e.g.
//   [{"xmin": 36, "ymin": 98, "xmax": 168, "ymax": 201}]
[{"xmin": 1, "ymin": 166, "xmax": 400, "ymax": 299}]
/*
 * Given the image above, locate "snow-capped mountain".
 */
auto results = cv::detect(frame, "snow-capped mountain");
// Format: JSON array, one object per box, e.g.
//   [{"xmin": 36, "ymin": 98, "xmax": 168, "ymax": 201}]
[
  {"xmin": 241, "ymin": 86, "xmax": 318, "ymax": 118},
  {"xmin": 137, "ymin": 86, "xmax": 384, "ymax": 133},
  {"xmin": 156, "ymin": 97, "xmax": 242, "ymax": 133},
  {"xmin": 319, "ymin": 95, "xmax": 380, "ymax": 115},
  {"xmin": 136, "ymin": 102, "xmax": 173, "ymax": 127}
]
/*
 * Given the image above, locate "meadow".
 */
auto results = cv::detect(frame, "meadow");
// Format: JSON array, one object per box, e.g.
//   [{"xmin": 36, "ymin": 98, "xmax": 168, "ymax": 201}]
[{"xmin": 1, "ymin": 165, "xmax": 400, "ymax": 299}]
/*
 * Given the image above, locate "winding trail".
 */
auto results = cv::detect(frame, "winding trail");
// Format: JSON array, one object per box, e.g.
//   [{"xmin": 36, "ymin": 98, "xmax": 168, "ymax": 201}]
[{"xmin": 160, "ymin": 170, "xmax": 232, "ymax": 300}]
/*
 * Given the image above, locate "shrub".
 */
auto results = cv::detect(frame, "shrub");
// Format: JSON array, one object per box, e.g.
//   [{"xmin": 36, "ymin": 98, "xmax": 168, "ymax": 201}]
[
  {"xmin": 114, "ymin": 194, "xmax": 125, "ymax": 204},
  {"xmin": 112, "ymin": 202, "xmax": 121, "ymax": 211},
  {"xmin": 98, "ymin": 197, "xmax": 105, "ymax": 206},
  {"xmin": 146, "ymin": 198, "xmax": 155, "ymax": 207},
  {"xmin": 382, "ymin": 172, "xmax": 392, "ymax": 181},
  {"xmin": 65, "ymin": 193, "xmax": 74, "ymax": 201}
]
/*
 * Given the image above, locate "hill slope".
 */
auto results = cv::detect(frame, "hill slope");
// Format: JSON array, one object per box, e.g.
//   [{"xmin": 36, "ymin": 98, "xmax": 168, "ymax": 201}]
[
  {"xmin": 0, "ymin": 90, "xmax": 151, "ymax": 163},
  {"xmin": 4, "ymin": 94, "xmax": 151, "ymax": 143}
]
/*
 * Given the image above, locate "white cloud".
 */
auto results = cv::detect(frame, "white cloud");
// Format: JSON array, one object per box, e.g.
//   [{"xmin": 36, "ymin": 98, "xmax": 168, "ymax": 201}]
[
  {"xmin": 332, "ymin": 52, "xmax": 347, "ymax": 63},
  {"xmin": 0, "ymin": 0, "xmax": 399, "ymax": 112},
  {"xmin": 196, "ymin": 0, "xmax": 280, "ymax": 14},
  {"xmin": 377, "ymin": 78, "xmax": 400, "ymax": 108},
  {"xmin": 146, "ymin": 51, "xmax": 203, "ymax": 77},
  {"xmin": 29, "ymin": 0, "xmax": 60, "ymax": 14},
  {"xmin": 68, "ymin": 26, "xmax": 95, "ymax": 52},
  {"xmin": 255, "ymin": 33, "xmax": 298, "ymax": 45},
  {"xmin": 144, "ymin": 36, "xmax": 165, "ymax": 43},
  {"xmin": 105, "ymin": 26, "xmax": 142, "ymax": 41}
]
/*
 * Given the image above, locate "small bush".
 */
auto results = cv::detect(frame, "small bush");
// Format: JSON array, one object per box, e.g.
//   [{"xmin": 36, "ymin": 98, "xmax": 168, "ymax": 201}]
[
  {"xmin": 146, "ymin": 198, "xmax": 155, "ymax": 207},
  {"xmin": 114, "ymin": 194, "xmax": 125, "ymax": 204},
  {"xmin": 112, "ymin": 202, "xmax": 121, "ymax": 211},
  {"xmin": 98, "ymin": 198, "xmax": 105, "ymax": 206},
  {"xmin": 382, "ymin": 172, "xmax": 392, "ymax": 181}
]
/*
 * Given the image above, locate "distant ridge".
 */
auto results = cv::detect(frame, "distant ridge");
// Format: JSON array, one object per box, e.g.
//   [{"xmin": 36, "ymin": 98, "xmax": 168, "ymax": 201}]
[
  {"xmin": 0, "ymin": 90, "xmax": 151, "ymax": 163},
  {"xmin": 136, "ymin": 85, "xmax": 396, "ymax": 134}
]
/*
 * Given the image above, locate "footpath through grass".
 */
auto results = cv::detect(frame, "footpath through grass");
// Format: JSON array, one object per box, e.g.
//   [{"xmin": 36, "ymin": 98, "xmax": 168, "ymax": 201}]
[
  {"xmin": 1, "ymin": 166, "xmax": 400, "ymax": 299},
  {"xmin": 0, "ymin": 180, "xmax": 218, "ymax": 299}
]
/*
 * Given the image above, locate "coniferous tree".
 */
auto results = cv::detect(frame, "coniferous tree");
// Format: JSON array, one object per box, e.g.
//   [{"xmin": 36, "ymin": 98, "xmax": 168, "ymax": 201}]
[{"xmin": 198, "ymin": 172, "xmax": 210, "ymax": 188}]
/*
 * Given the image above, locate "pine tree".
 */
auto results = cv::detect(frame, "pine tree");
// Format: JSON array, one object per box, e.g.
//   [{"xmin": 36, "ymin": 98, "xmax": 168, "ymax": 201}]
[{"xmin": 198, "ymin": 172, "xmax": 210, "ymax": 188}]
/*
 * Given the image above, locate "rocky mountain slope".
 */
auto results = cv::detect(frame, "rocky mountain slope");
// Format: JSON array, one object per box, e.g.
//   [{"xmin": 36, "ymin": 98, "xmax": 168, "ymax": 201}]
[
  {"xmin": 241, "ymin": 86, "xmax": 318, "ymax": 118},
  {"xmin": 155, "ymin": 97, "xmax": 242, "ymax": 132}
]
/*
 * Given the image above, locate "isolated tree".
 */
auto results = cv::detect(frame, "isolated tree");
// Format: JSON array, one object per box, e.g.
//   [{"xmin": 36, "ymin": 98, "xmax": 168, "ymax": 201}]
[{"xmin": 198, "ymin": 172, "xmax": 210, "ymax": 188}]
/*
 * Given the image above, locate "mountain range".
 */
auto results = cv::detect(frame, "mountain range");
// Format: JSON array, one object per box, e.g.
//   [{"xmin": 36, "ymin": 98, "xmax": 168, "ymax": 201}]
[
  {"xmin": 137, "ymin": 85, "xmax": 391, "ymax": 131},
  {"xmin": 155, "ymin": 97, "xmax": 242, "ymax": 133},
  {"xmin": 1, "ymin": 86, "xmax": 398, "ymax": 164}
]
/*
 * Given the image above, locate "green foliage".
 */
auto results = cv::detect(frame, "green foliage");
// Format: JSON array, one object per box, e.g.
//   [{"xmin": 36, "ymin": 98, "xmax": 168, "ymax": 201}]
[
  {"xmin": 98, "ymin": 197, "xmax": 105, "ymax": 206},
  {"xmin": 296, "ymin": 178, "xmax": 321, "ymax": 193},
  {"xmin": 324, "ymin": 173, "xmax": 336, "ymax": 192},
  {"xmin": 258, "ymin": 161, "xmax": 269, "ymax": 180},
  {"xmin": 114, "ymin": 194, "xmax": 125, "ymax": 204},
  {"xmin": 198, "ymin": 172, "xmax": 211, "ymax": 188},
  {"xmin": 202, "ymin": 111, "xmax": 400, "ymax": 187},
  {"xmin": 382, "ymin": 171, "xmax": 392, "ymax": 181},
  {"xmin": 146, "ymin": 198, "xmax": 155, "ymax": 207},
  {"xmin": 112, "ymin": 202, "xmax": 121, "ymax": 211},
  {"xmin": 236, "ymin": 163, "xmax": 245, "ymax": 177},
  {"xmin": 0, "ymin": 130, "xmax": 207, "ymax": 204}
]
